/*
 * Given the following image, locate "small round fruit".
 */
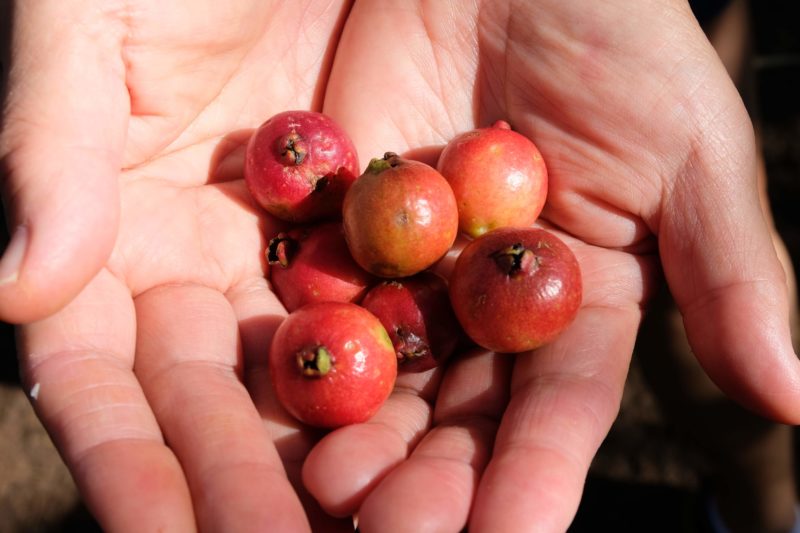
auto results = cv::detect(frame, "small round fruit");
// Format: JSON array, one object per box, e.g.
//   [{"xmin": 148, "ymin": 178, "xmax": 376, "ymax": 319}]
[
  {"xmin": 245, "ymin": 110, "xmax": 359, "ymax": 223},
  {"xmin": 343, "ymin": 152, "xmax": 459, "ymax": 278},
  {"xmin": 269, "ymin": 302, "xmax": 397, "ymax": 428},
  {"xmin": 437, "ymin": 120, "xmax": 548, "ymax": 238},
  {"xmin": 449, "ymin": 227, "xmax": 581, "ymax": 353},
  {"xmin": 361, "ymin": 271, "xmax": 462, "ymax": 373},
  {"xmin": 267, "ymin": 222, "xmax": 375, "ymax": 312}
]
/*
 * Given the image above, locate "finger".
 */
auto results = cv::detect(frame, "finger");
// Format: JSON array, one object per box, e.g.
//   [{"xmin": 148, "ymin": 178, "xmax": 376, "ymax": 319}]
[
  {"xmin": 469, "ymin": 304, "xmax": 638, "ymax": 533},
  {"xmin": 356, "ymin": 349, "xmax": 512, "ymax": 533},
  {"xmin": 0, "ymin": 1, "xmax": 128, "ymax": 322},
  {"xmin": 227, "ymin": 277, "xmax": 356, "ymax": 532},
  {"xmin": 302, "ymin": 375, "xmax": 437, "ymax": 517},
  {"xmin": 660, "ymin": 117, "xmax": 800, "ymax": 422},
  {"xmin": 358, "ymin": 420, "xmax": 496, "ymax": 533},
  {"xmin": 225, "ymin": 276, "xmax": 317, "ymax": 463},
  {"xmin": 324, "ymin": 0, "xmax": 480, "ymax": 162},
  {"xmin": 17, "ymin": 269, "xmax": 195, "ymax": 532},
  {"xmin": 466, "ymin": 240, "xmax": 650, "ymax": 532},
  {"xmin": 134, "ymin": 283, "xmax": 310, "ymax": 532}
]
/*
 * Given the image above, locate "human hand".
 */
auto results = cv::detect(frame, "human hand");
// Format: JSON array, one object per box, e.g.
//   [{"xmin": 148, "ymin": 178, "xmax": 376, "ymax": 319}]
[
  {"xmin": 4, "ymin": 1, "xmax": 800, "ymax": 532},
  {"xmin": 0, "ymin": 1, "xmax": 358, "ymax": 530},
  {"xmin": 301, "ymin": 1, "xmax": 800, "ymax": 531}
]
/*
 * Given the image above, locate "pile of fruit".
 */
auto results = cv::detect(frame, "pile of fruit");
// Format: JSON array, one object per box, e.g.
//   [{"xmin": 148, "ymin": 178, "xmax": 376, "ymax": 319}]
[{"xmin": 244, "ymin": 111, "xmax": 582, "ymax": 429}]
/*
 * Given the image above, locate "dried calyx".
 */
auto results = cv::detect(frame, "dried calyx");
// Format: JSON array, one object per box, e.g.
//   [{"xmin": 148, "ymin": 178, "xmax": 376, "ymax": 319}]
[
  {"xmin": 279, "ymin": 132, "xmax": 308, "ymax": 165},
  {"xmin": 267, "ymin": 234, "xmax": 298, "ymax": 268},
  {"xmin": 491, "ymin": 243, "xmax": 539, "ymax": 277}
]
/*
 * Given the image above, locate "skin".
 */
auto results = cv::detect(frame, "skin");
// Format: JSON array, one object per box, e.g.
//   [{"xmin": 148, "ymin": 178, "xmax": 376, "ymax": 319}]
[
  {"xmin": 1, "ymin": 1, "xmax": 799, "ymax": 532},
  {"xmin": 639, "ymin": 2, "xmax": 800, "ymax": 531}
]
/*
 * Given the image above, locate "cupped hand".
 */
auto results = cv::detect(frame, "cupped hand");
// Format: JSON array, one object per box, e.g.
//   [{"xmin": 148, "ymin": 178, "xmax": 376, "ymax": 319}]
[
  {"xmin": 302, "ymin": 1, "xmax": 800, "ymax": 531},
  {"xmin": 4, "ymin": 1, "xmax": 800, "ymax": 532},
  {"xmin": 2, "ymin": 1, "xmax": 356, "ymax": 530}
]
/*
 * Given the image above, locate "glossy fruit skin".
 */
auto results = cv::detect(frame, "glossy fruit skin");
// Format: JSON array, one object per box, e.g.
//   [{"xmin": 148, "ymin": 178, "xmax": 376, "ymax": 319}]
[
  {"xmin": 268, "ymin": 222, "xmax": 375, "ymax": 312},
  {"xmin": 437, "ymin": 120, "xmax": 548, "ymax": 238},
  {"xmin": 269, "ymin": 302, "xmax": 397, "ymax": 428},
  {"xmin": 361, "ymin": 271, "xmax": 461, "ymax": 373},
  {"xmin": 449, "ymin": 227, "xmax": 581, "ymax": 353},
  {"xmin": 244, "ymin": 111, "xmax": 360, "ymax": 223},
  {"xmin": 343, "ymin": 153, "xmax": 459, "ymax": 278}
]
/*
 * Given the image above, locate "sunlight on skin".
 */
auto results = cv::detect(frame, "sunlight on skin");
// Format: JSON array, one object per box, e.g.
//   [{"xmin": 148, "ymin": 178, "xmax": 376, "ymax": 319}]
[{"xmin": 2, "ymin": 0, "xmax": 799, "ymax": 532}]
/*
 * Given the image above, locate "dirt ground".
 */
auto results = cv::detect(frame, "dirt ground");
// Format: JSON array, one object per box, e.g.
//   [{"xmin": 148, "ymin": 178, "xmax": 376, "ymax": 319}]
[
  {"xmin": 1, "ymin": 4, "xmax": 799, "ymax": 532},
  {"xmin": 0, "ymin": 359, "xmax": 99, "ymax": 532}
]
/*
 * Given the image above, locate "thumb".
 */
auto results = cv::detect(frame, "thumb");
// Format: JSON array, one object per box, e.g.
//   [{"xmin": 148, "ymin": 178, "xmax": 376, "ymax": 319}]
[
  {"xmin": 660, "ymin": 105, "xmax": 800, "ymax": 424},
  {"xmin": 0, "ymin": 1, "xmax": 129, "ymax": 323}
]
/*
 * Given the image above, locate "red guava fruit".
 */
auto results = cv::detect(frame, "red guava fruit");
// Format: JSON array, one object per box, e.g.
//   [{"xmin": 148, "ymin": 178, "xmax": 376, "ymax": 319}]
[
  {"xmin": 437, "ymin": 120, "xmax": 548, "ymax": 237},
  {"xmin": 449, "ymin": 227, "xmax": 581, "ymax": 353},
  {"xmin": 269, "ymin": 302, "xmax": 397, "ymax": 428},
  {"xmin": 342, "ymin": 152, "xmax": 459, "ymax": 278},
  {"xmin": 244, "ymin": 110, "xmax": 359, "ymax": 223},
  {"xmin": 267, "ymin": 222, "xmax": 376, "ymax": 312},
  {"xmin": 360, "ymin": 271, "xmax": 462, "ymax": 373}
]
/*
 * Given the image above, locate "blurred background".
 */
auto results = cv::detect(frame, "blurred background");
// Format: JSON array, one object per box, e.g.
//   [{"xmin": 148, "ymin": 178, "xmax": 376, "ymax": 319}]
[{"xmin": 1, "ymin": 1, "xmax": 799, "ymax": 532}]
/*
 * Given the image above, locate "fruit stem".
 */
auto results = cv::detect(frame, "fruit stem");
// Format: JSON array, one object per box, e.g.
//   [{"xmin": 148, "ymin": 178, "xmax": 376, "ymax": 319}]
[
  {"xmin": 492, "ymin": 243, "xmax": 539, "ymax": 277},
  {"xmin": 297, "ymin": 346, "xmax": 333, "ymax": 377},
  {"xmin": 267, "ymin": 234, "xmax": 297, "ymax": 268},
  {"xmin": 279, "ymin": 132, "xmax": 308, "ymax": 165},
  {"xmin": 366, "ymin": 152, "xmax": 401, "ymax": 174}
]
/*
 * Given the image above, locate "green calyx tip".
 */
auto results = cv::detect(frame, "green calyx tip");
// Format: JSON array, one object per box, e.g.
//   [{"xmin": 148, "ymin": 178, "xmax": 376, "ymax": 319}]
[
  {"xmin": 298, "ymin": 346, "xmax": 333, "ymax": 377},
  {"xmin": 366, "ymin": 152, "xmax": 400, "ymax": 174}
]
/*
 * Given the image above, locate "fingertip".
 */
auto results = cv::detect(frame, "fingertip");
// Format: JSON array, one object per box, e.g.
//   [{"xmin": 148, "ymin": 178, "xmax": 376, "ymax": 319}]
[
  {"xmin": 712, "ymin": 345, "xmax": 800, "ymax": 425},
  {"xmin": 682, "ymin": 280, "xmax": 800, "ymax": 425},
  {"xmin": 302, "ymin": 424, "xmax": 408, "ymax": 517},
  {"xmin": 303, "ymin": 391, "xmax": 432, "ymax": 518}
]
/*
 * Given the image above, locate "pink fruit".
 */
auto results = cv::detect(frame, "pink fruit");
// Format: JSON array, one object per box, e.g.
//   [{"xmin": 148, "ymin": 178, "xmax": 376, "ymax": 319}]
[
  {"xmin": 245, "ymin": 110, "xmax": 359, "ymax": 223},
  {"xmin": 267, "ymin": 222, "xmax": 375, "ymax": 312},
  {"xmin": 269, "ymin": 302, "xmax": 397, "ymax": 428},
  {"xmin": 343, "ymin": 152, "xmax": 459, "ymax": 278},
  {"xmin": 361, "ymin": 271, "xmax": 461, "ymax": 373},
  {"xmin": 437, "ymin": 120, "xmax": 548, "ymax": 237},
  {"xmin": 449, "ymin": 227, "xmax": 581, "ymax": 353}
]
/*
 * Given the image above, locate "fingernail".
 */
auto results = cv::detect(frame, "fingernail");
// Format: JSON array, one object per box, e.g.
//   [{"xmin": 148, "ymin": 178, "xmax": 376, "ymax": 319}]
[{"xmin": 0, "ymin": 225, "xmax": 28, "ymax": 285}]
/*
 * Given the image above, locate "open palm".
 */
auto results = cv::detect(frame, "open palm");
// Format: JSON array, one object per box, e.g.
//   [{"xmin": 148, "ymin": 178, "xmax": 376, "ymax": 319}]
[
  {"xmin": 5, "ymin": 1, "xmax": 355, "ymax": 530},
  {"xmin": 2, "ymin": 1, "xmax": 799, "ymax": 532},
  {"xmin": 310, "ymin": 1, "xmax": 800, "ymax": 531}
]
